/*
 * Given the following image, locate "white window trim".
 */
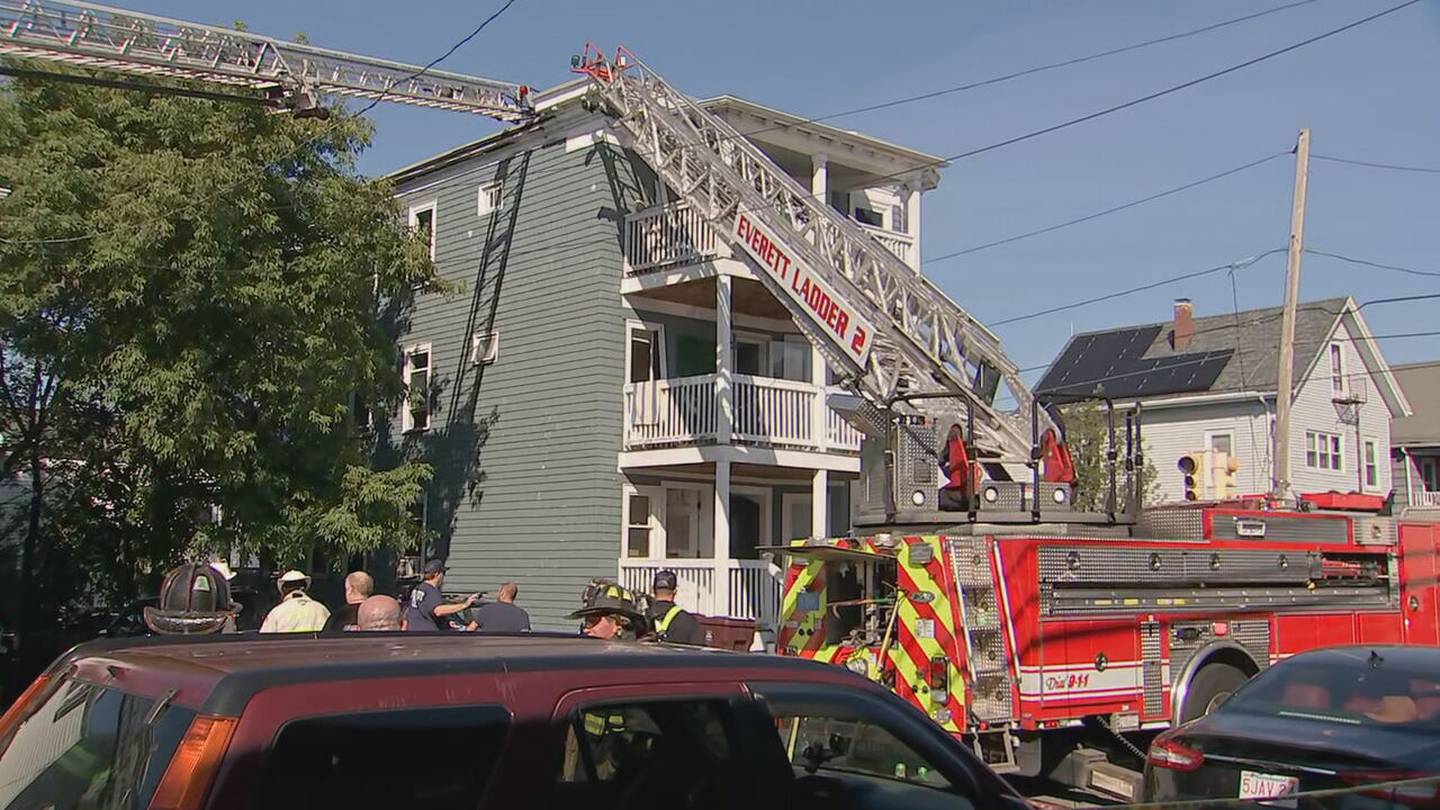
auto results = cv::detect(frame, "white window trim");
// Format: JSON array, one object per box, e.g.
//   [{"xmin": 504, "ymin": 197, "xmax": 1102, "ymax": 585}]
[
  {"xmin": 661, "ymin": 482, "xmax": 709, "ymax": 560},
  {"xmin": 1305, "ymin": 430, "xmax": 1343, "ymax": 471},
  {"xmin": 471, "ymin": 331, "xmax": 499, "ymax": 366},
  {"xmin": 402, "ymin": 342, "xmax": 433, "ymax": 433},
  {"xmin": 625, "ymin": 319, "xmax": 666, "ymax": 384},
  {"xmin": 1329, "ymin": 342, "xmax": 1345, "ymax": 393},
  {"xmin": 622, "ymin": 484, "xmax": 663, "ymax": 560},
  {"xmin": 781, "ymin": 491, "xmax": 813, "ymax": 543},
  {"xmin": 730, "ymin": 484, "xmax": 774, "ymax": 560},
  {"xmin": 732, "ymin": 330, "xmax": 771, "ymax": 378},
  {"xmin": 1363, "ymin": 439, "xmax": 1378, "ymax": 489},
  {"xmin": 408, "ymin": 200, "xmax": 437, "ymax": 260},
  {"xmin": 477, "ymin": 179, "xmax": 503, "ymax": 216},
  {"xmin": 1205, "ymin": 431, "xmax": 1235, "ymax": 457}
]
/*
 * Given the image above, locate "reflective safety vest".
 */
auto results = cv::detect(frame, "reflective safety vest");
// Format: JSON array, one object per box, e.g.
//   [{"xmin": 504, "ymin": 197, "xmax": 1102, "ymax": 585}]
[{"xmin": 653, "ymin": 604, "xmax": 685, "ymax": 638}]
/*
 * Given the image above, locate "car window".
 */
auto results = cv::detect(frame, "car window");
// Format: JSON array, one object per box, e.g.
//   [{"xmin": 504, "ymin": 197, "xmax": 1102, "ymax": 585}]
[
  {"xmin": 550, "ymin": 699, "xmax": 738, "ymax": 810},
  {"xmin": 0, "ymin": 678, "xmax": 195, "ymax": 810},
  {"xmin": 1227, "ymin": 657, "xmax": 1440, "ymax": 728},
  {"xmin": 255, "ymin": 705, "xmax": 509, "ymax": 809},
  {"xmin": 772, "ymin": 708, "xmax": 950, "ymax": 789}
]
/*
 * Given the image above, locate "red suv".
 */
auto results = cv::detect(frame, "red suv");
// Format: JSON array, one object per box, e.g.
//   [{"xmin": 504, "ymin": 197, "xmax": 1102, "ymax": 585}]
[{"xmin": 0, "ymin": 633, "xmax": 1026, "ymax": 810}]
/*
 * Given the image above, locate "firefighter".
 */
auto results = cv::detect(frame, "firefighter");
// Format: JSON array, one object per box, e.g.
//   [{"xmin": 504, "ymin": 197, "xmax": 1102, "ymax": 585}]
[
  {"xmin": 569, "ymin": 580, "xmax": 650, "ymax": 641},
  {"xmin": 646, "ymin": 570, "xmax": 705, "ymax": 645}
]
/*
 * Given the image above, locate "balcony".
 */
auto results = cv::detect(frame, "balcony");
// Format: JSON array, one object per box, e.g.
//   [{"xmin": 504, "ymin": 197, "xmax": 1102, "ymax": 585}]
[
  {"xmin": 623, "ymin": 373, "xmax": 863, "ymax": 453},
  {"xmin": 623, "ymin": 203, "xmax": 918, "ymax": 275},
  {"xmin": 618, "ymin": 558, "xmax": 782, "ymax": 633}
]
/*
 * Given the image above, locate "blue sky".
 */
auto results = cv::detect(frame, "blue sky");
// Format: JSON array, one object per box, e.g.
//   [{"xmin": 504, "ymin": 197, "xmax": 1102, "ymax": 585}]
[{"xmin": 128, "ymin": 0, "xmax": 1439, "ymax": 377}]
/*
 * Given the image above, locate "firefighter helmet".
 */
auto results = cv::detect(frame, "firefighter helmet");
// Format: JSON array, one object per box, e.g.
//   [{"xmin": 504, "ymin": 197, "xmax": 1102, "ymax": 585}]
[
  {"xmin": 143, "ymin": 563, "xmax": 237, "ymax": 635},
  {"xmin": 568, "ymin": 579, "xmax": 649, "ymax": 631}
]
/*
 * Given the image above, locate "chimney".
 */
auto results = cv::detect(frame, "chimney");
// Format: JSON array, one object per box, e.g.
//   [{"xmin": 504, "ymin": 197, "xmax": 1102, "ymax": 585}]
[{"xmin": 1172, "ymin": 298, "xmax": 1194, "ymax": 350}]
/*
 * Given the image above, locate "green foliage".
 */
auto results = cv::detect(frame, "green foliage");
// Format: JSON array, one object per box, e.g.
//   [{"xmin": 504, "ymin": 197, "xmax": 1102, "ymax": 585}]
[
  {"xmin": 1059, "ymin": 401, "xmax": 1160, "ymax": 511},
  {"xmin": 0, "ymin": 62, "xmax": 438, "ymax": 605}
]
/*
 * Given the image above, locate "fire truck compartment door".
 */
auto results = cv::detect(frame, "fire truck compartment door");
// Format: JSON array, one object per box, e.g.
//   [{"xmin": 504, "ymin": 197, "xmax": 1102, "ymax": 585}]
[{"xmin": 1400, "ymin": 523, "xmax": 1440, "ymax": 646}]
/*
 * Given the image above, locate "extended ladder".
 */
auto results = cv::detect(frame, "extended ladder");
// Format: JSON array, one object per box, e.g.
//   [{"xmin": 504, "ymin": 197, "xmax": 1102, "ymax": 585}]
[
  {"xmin": 576, "ymin": 46, "xmax": 1046, "ymax": 460},
  {"xmin": 0, "ymin": 0, "xmax": 532, "ymax": 121}
]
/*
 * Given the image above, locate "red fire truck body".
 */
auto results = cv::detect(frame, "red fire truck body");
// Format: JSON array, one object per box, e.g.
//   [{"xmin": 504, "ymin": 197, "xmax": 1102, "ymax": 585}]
[{"xmin": 775, "ymin": 501, "xmax": 1440, "ymax": 792}]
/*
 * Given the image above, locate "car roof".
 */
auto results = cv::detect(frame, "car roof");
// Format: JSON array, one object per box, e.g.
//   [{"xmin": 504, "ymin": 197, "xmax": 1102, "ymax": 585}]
[
  {"xmin": 59, "ymin": 633, "xmax": 850, "ymax": 715},
  {"xmin": 1279, "ymin": 644, "xmax": 1440, "ymax": 669}
]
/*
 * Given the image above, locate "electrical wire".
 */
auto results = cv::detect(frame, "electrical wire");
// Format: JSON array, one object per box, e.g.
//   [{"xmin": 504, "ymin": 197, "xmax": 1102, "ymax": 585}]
[
  {"xmin": 727, "ymin": 0, "xmax": 1324, "ymax": 142},
  {"xmin": 1312, "ymin": 154, "xmax": 1440, "ymax": 174},
  {"xmin": 924, "ymin": 152, "xmax": 1288, "ymax": 264},
  {"xmin": 0, "ymin": 0, "xmax": 521, "ymax": 248},
  {"xmin": 989, "ymin": 247, "xmax": 1286, "ymax": 327},
  {"xmin": 1304, "ymin": 247, "xmax": 1440, "ymax": 278}
]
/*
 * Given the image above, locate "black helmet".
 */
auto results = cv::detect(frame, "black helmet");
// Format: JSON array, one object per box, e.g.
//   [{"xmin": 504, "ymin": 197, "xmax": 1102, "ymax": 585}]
[
  {"xmin": 143, "ymin": 563, "xmax": 237, "ymax": 635},
  {"xmin": 568, "ymin": 580, "xmax": 648, "ymax": 628}
]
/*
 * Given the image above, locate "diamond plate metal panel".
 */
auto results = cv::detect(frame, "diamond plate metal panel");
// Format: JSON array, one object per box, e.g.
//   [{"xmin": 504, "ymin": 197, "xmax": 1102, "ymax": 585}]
[
  {"xmin": 1142, "ymin": 621, "xmax": 1163, "ymax": 716},
  {"xmin": 1231, "ymin": 620, "xmax": 1271, "ymax": 671},
  {"xmin": 1038, "ymin": 546, "xmax": 1317, "ymax": 585},
  {"xmin": 1209, "ymin": 513, "xmax": 1351, "ymax": 543},
  {"xmin": 971, "ymin": 673, "xmax": 1014, "ymax": 724},
  {"xmin": 1137, "ymin": 509, "xmax": 1205, "ymax": 539}
]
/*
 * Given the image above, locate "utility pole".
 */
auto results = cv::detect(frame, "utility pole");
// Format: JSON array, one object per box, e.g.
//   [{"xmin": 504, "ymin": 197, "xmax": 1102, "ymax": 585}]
[{"xmin": 1272, "ymin": 128, "xmax": 1310, "ymax": 501}]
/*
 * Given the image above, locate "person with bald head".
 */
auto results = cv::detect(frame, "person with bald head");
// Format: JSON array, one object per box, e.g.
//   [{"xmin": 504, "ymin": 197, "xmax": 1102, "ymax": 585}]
[
  {"xmin": 470, "ymin": 582, "xmax": 531, "ymax": 633},
  {"xmin": 324, "ymin": 571, "xmax": 375, "ymax": 632},
  {"xmin": 356, "ymin": 595, "xmax": 404, "ymax": 631}
]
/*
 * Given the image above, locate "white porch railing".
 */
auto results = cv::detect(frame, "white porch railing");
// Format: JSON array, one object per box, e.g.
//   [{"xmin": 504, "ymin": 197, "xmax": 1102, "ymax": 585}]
[
  {"xmin": 619, "ymin": 558, "xmax": 783, "ymax": 629},
  {"xmin": 860, "ymin": 223, "xmax": 916, "ymax": 268},
  {"xmin": 1419, "ymin": 490, "xmax": 1440, "ymax": 508},
  {"xmin": 624, "ymin": 374, "xmax": 863, "ymax": 453},
  {"xmin": 624, "ymin": 203, "xmax": 720, "ymax": 274}
]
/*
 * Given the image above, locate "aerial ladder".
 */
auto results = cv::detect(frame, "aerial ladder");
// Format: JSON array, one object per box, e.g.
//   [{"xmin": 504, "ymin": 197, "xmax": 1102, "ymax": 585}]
[{"xmin": 1, "ymin": 2, "xmax": 1079, "ymax": 506}]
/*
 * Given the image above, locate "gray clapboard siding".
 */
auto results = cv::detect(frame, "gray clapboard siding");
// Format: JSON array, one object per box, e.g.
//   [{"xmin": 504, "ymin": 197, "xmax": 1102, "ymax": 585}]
[{"xmin": 390, "ymin": 125, "xmax": 655, "ymax": 629}]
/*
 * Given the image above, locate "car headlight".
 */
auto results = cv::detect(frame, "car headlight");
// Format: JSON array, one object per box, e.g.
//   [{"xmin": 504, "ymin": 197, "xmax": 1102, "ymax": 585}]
[{"xmin": 845, "ymin": 657, "xmax": 869, "ymax": 676}]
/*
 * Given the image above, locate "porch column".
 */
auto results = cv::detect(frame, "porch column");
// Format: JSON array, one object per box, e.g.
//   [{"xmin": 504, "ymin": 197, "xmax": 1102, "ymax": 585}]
[
  {"xmin": 811, "ymin": 469, "xmax": 829, "ymax": 540},
  {"xmin": 904, "ymin": 176, "xmax": 922, "ymax": 270},
  {"xmin": 811, "ymin": 153, "xmax": 829, "ymax": 199},
  {"xmin": 811, "ymin": 344, "xmax": 827, "ymax": 451},
  {"xmin": 714, "ymin": 459, "xmax": 732, "ymax": 614},
  {"xmin": 716, "ymin": 272, "xmax": 734, "ymax": 444}
]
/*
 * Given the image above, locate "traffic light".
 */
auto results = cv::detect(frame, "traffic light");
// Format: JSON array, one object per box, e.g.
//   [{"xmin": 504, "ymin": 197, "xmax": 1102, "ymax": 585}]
[
  {"xmin": 1178, "ymin": 452, "xmax": 1205, "ymax": 501},
  {"xmin": 1213, "ymin": 453, "xmax": 1241, "ymax": 500}
]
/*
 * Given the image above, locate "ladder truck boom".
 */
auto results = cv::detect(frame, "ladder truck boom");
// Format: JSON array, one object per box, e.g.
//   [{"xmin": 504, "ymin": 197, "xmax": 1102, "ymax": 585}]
[
  {"xmin": 0, "ymin": 0, "xmax": 532, "ymax": 121},
  {"xmin": 575, "ymin": 46, "xmax": 1048, "ymax": 462}
]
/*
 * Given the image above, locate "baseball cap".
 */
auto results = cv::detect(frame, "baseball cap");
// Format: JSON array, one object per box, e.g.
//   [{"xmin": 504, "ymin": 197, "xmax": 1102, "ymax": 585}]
[
  {"xmin": 652, "ymin": 570, "xmax": 678, "ymax": 591},
  {"xmin": 423, "ymin": 560, "xmax": 449, "ymax": 576}
]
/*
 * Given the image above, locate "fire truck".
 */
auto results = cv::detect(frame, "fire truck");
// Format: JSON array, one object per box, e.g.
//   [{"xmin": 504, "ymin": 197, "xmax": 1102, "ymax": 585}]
[{"xmin": 769, "ymin": 406, "xmax": 1440, "ymax": 800}]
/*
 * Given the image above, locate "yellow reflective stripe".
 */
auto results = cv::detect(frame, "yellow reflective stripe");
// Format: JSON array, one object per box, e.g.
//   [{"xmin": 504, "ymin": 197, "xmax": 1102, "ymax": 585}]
[{"xmin": 654, "ymin": 604, "xmax": 684, "ymax": 634}]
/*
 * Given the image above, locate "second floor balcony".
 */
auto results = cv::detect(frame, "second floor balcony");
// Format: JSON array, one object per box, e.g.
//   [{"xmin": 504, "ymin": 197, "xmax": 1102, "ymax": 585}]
[
  {"xmin": 623, "ymin": 202, "xmax": 918, "ymax": 276},
  {"xmin": 623, "ymin": 372, "xmax": 863, "ymax": 454}
]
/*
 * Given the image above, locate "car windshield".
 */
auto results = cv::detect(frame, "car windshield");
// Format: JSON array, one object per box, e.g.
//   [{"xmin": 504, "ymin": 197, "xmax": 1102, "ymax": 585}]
[{"xmin": 1225, "ymin": 652, "xmax": 1440, "ymax": 729}]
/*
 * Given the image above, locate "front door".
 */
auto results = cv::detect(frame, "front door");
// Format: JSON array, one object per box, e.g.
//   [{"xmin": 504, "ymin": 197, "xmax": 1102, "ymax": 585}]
[
  {"xmin": 1400, "ymin": 523, "xmax": 1440, "ymax": 646},
  {"xmin": 731, "ymin": 492, "xmax": 764, "ymax": 560}
]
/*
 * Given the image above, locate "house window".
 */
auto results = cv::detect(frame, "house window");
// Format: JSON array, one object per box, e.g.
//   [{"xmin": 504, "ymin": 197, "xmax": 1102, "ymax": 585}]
[
  {"xmin": 1423, "ymin": 458, "xmax": 1440, "ymax": 492},
  {"xmin": 477, "ymin": 180, "xmax": 503, "ymax": 216},
  {"xmin": 891, "ymin": 203, "xmax": 907, "ymax": 234},
  {"xmin": 1364, "ymin": 440, "xmax": 1378, "ymax": 488},
  {"xmin": 769, "ymin": 336, "xmax": 811, "ymax": 383},
  {"xmin": 853, "ymin": 207, "xmax": 883, "ymax": 228},
  {"xmin": 472, "ymin": 332, "xmax": 498, "ymax": 366},
  {"xmin": 627, "ymin": 324, "xmax": 662, "ymax": 383},
  {"xmin": 626, "ymin": 494, "xmax": 652, "ymax": 558},
  {"xmin": 351, "ymin": 390, "xmax": 373, "ymax": 433},
  {"xmin": 403, "ymin": 344, "xmax": 432, "ymax": 432},
  {"xmin": 409, "ymin": 202, "xmax": 436, "ymax": 260},
  {"xmin": 1305, "ymin": 430, "xmax": 1342, "ymax": 471},
  {"xmin": 1208, "ymin": 433, "xmax": 1233, "ymax": 457},
  {"xmin": 734, "ymin": 334, "xmax": 767, "ymax": 377},
  {"xmin": 1330, "ymin": 343, "xmax": 1344, "ymax": 393}
]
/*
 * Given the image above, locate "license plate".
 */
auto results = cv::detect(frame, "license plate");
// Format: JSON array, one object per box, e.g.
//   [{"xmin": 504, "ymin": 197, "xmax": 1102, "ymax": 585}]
[{"xmin": 1239, "ymin": 770, "xmax": 1299, "ymax": 806}]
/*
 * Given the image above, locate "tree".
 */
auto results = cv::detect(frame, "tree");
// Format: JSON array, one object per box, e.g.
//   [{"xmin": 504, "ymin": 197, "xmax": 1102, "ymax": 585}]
[
  {"xmin": 1059, "ymin": 401, "xmax": 1160, "ymax": 512},
  {"xmin": 0, "ymin": 64, "xmax": 438, "ymax": 632}
]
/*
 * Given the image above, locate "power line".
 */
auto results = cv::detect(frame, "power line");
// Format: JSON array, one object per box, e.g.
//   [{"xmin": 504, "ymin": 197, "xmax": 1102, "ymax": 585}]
[
  {"xmin": 731, "ymin": 0, "xmax": 1324, "ymax": 141},
  {"xmin": 1304, "ymin": 247, "xmax": 1440, "ymax": 278},
  {"xmin": 990, "ymin": 247, "xmax": 1286, "ymax": 327},
  {"xmin": 925, "ymin": 152, "xmax": 1288, "ymax": 264},
  {"xmin": 0, "ymin": 0, "xmax": 521, "ymax": 248},
  {"xmin": 1312, "ymin": 154, "xmax": 1440, "ymax": 175}
]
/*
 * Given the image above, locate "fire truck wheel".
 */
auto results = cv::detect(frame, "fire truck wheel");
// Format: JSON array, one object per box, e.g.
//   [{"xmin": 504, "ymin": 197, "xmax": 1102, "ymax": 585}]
[{"xmin": 1181, "ymin": 662, "xmax": 1249, "ymax": 723}]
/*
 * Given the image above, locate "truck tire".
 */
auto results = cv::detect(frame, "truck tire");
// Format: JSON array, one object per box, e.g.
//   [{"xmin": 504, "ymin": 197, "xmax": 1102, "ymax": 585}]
[{"xmin": 1180, "ymin": 662, "xmax": 1248, "ymax": 723}]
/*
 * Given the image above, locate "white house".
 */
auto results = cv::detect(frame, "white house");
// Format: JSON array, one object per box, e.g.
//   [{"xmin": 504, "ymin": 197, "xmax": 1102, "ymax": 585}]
[{"xmin": 1037, "ymin": 298, "xmax": 1411, "ymax": 502}]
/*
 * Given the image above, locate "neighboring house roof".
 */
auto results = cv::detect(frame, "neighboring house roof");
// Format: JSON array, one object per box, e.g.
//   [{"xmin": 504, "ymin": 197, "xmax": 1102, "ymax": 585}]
[
  {"xmin": 1392, "ymin": 361, "xmax": 1440, "ymax": 446},
  {"xmin": 699, "ymin": 95, "xmax": 949, "ymax": 170},
  {"xmin": 1036, "ymin": 296, "xmax": 1410, "ymax": 417}
]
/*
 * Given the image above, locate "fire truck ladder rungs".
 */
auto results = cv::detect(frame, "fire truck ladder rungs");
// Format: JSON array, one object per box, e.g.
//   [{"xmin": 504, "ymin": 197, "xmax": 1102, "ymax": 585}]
[
  {"xmin": 578, "ymin": 46, "xmax": 1047, "ymax": 461},
  {"xmin": 0, "ymin": 0, "xmax": 533, "ymax": 121}
]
